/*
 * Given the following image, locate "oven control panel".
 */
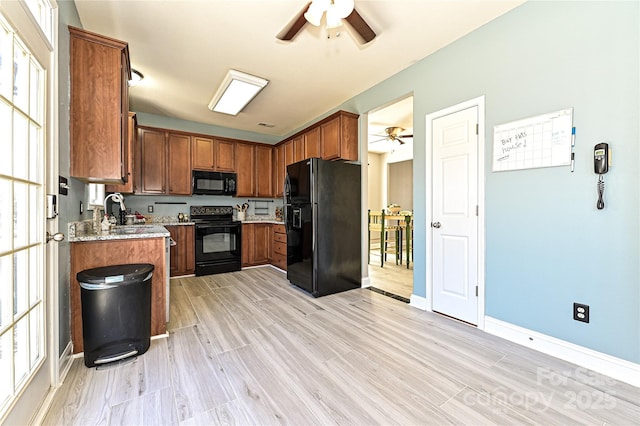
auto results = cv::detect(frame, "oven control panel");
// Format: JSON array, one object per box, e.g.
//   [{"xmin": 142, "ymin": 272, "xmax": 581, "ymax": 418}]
[{"xmin": 190, "ymin": 205, "xmax": 234, "ymax": 218}]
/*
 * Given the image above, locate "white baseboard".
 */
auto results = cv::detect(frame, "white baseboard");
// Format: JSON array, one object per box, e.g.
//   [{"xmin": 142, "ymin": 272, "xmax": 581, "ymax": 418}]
[
  {"xmin": 361, "ymin": 277, "xmax": 371, "ymax": 288},
  {"xmin": 409, "ymin": 294, "xmax": 428, "ymax": 310},
  {"xmin": 485, "ymin": 316, "xmax": 640, "ymax": 387}
]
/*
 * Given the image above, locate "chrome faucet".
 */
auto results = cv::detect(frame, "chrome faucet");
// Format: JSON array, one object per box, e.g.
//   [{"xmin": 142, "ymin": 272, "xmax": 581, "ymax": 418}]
[{"xmin": 103, "ymin": 192, "xmax": 126, "ymax": 216}]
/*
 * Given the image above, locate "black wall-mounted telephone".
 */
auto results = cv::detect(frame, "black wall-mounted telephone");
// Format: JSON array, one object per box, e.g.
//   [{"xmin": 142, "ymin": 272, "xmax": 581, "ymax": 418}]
[
  {"xmin": 594, "ymin": 143, "xmax": 610, "ymax": 210},
  {"xmin": 594, "ymin": 142, "xmax": 609, "ymax": 174}
]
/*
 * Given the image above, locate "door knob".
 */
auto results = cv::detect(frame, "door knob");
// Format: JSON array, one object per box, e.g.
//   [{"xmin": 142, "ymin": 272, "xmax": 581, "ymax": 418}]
[
  {"xmin": 431, "ymin": 222, "xmax": 441, "ymax": 229},
  {"xmin": 46, "ymin": 232, "xmax": 65, "ymax": 243}
]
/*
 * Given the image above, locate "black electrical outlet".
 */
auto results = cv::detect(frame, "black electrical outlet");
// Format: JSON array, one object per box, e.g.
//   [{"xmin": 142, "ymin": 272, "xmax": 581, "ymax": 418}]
[{"xmin": 573, "ymin": 303, "xmax": 590, "ymax": 323}]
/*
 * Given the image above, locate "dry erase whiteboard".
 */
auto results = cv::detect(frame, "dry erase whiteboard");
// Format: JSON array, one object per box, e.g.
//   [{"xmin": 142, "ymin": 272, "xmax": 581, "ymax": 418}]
[{"xmin": 492, "ymin": 108, "xmax": 573, "ymax": 172}]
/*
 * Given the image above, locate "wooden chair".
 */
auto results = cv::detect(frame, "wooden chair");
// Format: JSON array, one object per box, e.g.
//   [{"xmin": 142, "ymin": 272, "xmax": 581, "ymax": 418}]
[
  {"xmin": 368, "ymin": 210, "xmax": 400, "ymax": 267},
  {"xmin": 397, "ymin": 211, "xmax": 413, "ymax": 268}
]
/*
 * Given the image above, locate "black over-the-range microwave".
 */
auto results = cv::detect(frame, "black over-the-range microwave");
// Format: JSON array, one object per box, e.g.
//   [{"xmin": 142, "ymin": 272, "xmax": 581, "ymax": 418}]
[{"xmin": 192, "ymin": 170, "xmax": 237, "ymax": 196}]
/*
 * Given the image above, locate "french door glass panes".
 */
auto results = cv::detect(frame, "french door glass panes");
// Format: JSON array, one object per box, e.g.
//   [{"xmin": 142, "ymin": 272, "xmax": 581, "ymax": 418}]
[{"xmin": 0, "ymin": 14, "xmax": 45, "ymax": 417}]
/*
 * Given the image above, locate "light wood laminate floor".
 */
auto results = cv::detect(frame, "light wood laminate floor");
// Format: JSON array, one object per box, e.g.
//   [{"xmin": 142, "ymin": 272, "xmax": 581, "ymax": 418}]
[{"xmin": 43, "ymin": 267, "xmax": 639, "ymax": 425}]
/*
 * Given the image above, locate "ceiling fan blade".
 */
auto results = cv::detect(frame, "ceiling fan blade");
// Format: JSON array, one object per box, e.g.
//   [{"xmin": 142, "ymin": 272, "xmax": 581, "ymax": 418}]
[
  {"xmin": 368, "ymin": 137, "xmax": 389, "ymax": 144},
  {"xmin": 398, "ymin": 134, "xmax": 413, "ymax": 138},
  {"xmin": 277, "ymin": 2, "xmax": 311, "ymax": 41},
  {"xmin": 344, "ymin": 8, "xmax": 376, "ymax": 43}
]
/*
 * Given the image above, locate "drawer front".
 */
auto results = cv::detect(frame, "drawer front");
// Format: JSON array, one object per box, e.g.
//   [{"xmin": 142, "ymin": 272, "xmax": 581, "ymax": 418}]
[
  {"xmin": 273, "ymin": 233, "xmax": 286, "ymax": 244},
  {"xmin": 273, "ymin": 224, "xmax": 286, "ymax": 234},
  {"xmin": 273, "ymin": 241, "xmax": 286, "ymax": 256},
  {"xmin": 271, "ymin": 257, "xmax": 287, "ymax": 271}
]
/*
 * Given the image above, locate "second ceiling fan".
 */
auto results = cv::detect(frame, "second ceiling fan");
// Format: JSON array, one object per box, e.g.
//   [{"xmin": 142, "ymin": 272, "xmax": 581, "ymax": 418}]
[
  {"xmin": 370, "ymin": 126, "xmax": 413, "ymax": 145},
  {"xmin": 277, "ymin": 0, "xmax": 376, "ymax": 44}
]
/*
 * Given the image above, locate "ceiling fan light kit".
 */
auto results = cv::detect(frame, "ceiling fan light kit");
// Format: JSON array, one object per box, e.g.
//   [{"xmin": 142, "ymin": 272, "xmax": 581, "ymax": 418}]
[
  {"xmin": 278, "ymin": 0, "xmax": 375, "ymax": 43},
  {"xmin": 304, "ymin": 0, "xmax": 354, "ymax": 28},
  {"xmin": 208, "ymin": 69, "xmax": 269, "ymax": 116}
]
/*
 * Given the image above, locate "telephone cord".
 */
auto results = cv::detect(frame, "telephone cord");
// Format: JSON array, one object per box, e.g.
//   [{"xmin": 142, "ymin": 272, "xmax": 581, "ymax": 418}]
[{"xmin": 597, "ymin": 175, "xmax": 605, "ymax": 210}]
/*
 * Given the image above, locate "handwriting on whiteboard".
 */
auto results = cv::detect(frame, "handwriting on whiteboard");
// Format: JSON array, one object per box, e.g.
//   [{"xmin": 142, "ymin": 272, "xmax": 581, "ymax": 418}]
[{"xmin": 493, "ymin": 108, "xmax": 573, "ymax": 172}]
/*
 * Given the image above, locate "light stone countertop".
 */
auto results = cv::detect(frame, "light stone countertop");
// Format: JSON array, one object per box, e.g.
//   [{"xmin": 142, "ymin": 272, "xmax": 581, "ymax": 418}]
[{"xmin": 69, "ymin": 225, "xmax": 171, "ymax": 243}]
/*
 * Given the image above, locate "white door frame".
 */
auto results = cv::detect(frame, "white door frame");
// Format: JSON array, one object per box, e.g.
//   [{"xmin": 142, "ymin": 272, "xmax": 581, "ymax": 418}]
[{"xmin": 425, "ymin": 96, "xmax": 486, "ymax": 329}]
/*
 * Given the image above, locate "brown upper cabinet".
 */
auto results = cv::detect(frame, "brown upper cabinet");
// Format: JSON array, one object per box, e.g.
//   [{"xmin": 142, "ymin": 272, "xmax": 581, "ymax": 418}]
[
  {"xmin": 274, "ymin": 144, "xmax": 286, "ymax": 198},
  {"xmin": 106, "ymin": 112, "xmax": 137, "ymax": 193},
  {"xmin": 273, "ymin": 110, "xmax": 359, "ymax": 196},
  {"xmin": 293, "ymin": 136, "xmax": 304, "ymax": 163},
  {"xmin": 304, "ymin": 126, "xmax": 321, "ymax": 159},
  {"xmin": 138, "ymin": 127, "xmax": 191, "ymax": 195},
  {"xmin": 235, "ymin": 143, "xmax": 256, "ymax": 197},
  {"xmin": 69, "ymin": 26, "xmax": 131, "ymax": 184},
  {"xmin": 235, "ymin": 143, "xmax": 274, "ymax": 198},
  {"xmin": 320, "ymin": 112, "xmax": 358, "ymax": 161},
  {"xmin": 256, "ymin": 145, "xmax": 274, "ymax": 198},
  {"xmin": 192, "ymin": 136, "xmax": 235, "ymax": 172}
]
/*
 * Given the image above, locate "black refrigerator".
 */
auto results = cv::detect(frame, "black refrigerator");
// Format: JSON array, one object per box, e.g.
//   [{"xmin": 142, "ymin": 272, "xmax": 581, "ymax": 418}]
[{"xmin": 284, "ymin": 158, "xmax": 361, "ymax": 297}]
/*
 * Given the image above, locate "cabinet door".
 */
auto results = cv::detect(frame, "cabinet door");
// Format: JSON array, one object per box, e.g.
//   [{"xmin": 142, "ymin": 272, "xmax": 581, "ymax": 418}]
[
  {"xmin": 320, "ymin": 117, "xmax": 341, "ymax": 160},
  {"xmin": 339, "ymin": 113, "xmax": 359, "ymax": 161},
  {"xmin": 241, "ymin": 224, "xmax": 253, "ymax": 267},
  {"xmin": 106, "ymin": 112, "xmax": 137, "ymax": 193},
  {"xmin": 166, "ymin": 225, "xmax": 180, "ymax": 276},
  {"xmin": 253, "ymin": 223, "xmax": 272, "ymax": 264},
  {"xmin": 304, "ymin": 127, "xmax": 320, "ymax": 159},
  {"xmin": 214, "ymin": 139, "xmax": 236, "ymax": 172},
  {"xmin": 293, "ymin": 136, "xmax": 304, "ymax": 163},
  {"xmin": 256, "ymin": 145, "xmax": 273, "ymax": 198},
  {"xmin": 167, "ymin": 133, "xmax": 192, "ymax": 195},
  {"xmin": 183, "ymin": 225, "xmax": 195, "ymax": 275},
  {"xmin": 139, "ymin": 128, "xmax": 166, "ymax": 194},
  {"xmin": 192, "ymin": 136, "xmax": 214, "ymax": 170},
  {"xmin": 284, "ymin": 140, "xmax": 294, "ymax": 166},
  {"xmin": 69, "ymin": 27, "xmax": 129, "ymax": 183},
  {"xmin": 167, "ymin": 225, "xmax": 195, "ymax": 276},
  {"xmin": 275, "ymin": 144, "xmax": 285, "ymax": 198},
  {"xmin": 235, "ymin": 143, "xmax": 255, "ymax": 197}
]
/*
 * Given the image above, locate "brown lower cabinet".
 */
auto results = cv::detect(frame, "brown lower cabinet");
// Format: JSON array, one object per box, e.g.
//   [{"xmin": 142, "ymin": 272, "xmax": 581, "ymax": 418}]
[
  {"xmin": 272, "ymin": 224, "xmax": 287, "ymax": 270},
  {"xmin": 242, "ymin": 223, "xmax": 272, "ymax": 267},
  {"xmin": 166, "ymin": 225, "xmax": 195, "ymax": 276},
  {"xmin": 70, "ymin": 238, "xmax": 167, "ymax": 354}
]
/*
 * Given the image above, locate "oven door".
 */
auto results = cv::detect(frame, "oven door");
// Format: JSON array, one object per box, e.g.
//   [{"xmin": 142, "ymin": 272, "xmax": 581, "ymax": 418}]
[{"xmin": 194, "ymin": 222, "xmax": 241, "ymax": 275}]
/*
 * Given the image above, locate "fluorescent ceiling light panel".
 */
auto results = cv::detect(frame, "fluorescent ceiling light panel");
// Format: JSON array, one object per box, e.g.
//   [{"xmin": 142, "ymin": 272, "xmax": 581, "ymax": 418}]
[{"xmin": 208, "ymin": 70, "xmax": 269, "ymax": 115}]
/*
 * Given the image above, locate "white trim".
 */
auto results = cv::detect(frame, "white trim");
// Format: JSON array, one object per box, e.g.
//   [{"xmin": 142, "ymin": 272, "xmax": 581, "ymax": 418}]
[
  {"xmin": 409, "ymin": 294, "xmax": 428, "ymax": 310},
  {"xmin": 361, "ymin": 276, "xmax": 371, "ymax": 288},
  {"xmin": 32, "ymin": 340, "xmax": 72, "ymax": 426},
  {"xmin": 485, "ymin": 316, "xmax": 640, "ymax": 387},
  {"xmin": 57, "ymin": 341, "xmax": 73, "ymax": 384},
  {"xmin": 425, "ymin": 95, "xmax": 486, "ymax": 329}
]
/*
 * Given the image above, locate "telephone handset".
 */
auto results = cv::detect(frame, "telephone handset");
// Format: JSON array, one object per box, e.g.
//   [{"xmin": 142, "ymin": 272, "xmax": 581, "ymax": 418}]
[
  {"xmin": 594, "ymin": 143, "xmax": 610, "ymax": 210},
  {"xmin": 594, "ymin": 142, "xmax": 609, "ymax": 174}
]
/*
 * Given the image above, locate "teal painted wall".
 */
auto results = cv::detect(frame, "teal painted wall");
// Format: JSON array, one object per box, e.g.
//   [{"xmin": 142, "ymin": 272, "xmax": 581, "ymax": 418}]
[
  {"xmin": 136, "ymin": 112, "xmax": 280, "ymax": 145},
  {"xmin": 331, "ymin": 1, "xmax": 638, "ymax": 363}
]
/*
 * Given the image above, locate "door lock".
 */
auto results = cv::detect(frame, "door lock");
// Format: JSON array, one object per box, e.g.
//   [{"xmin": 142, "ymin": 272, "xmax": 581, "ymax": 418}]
[
  {"xmin": 46, "ymin": 232, "xmax": 65, "ymax": 243},
  {"xmin": 431, "ymin": 222, "xmax": 441, "ymax": 228}
]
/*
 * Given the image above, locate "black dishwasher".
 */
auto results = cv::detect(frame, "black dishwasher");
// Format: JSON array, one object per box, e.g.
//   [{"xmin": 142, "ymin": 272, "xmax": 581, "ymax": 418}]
[{"xmin": 77, "ymin": 263, "xmax": 153, "ymax": 367}]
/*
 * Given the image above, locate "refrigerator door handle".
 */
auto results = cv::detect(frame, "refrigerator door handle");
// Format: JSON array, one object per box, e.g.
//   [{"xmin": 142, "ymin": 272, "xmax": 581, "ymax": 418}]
[{"xmin": 284, "ymin": 173, "xmax": 291, "ymax": 204}]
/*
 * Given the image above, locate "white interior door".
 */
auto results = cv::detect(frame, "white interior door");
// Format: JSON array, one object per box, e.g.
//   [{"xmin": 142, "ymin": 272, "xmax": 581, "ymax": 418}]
[{"xmin": 431, "ymin": 106, "xmax": 479, "ymax": 324}]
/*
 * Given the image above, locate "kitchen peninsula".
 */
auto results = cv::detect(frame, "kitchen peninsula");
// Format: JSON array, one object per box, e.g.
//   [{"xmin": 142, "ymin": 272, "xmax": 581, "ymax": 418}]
[{"xmin": 68, "ymin": 225, "xmax": 170, "ymax": 354}]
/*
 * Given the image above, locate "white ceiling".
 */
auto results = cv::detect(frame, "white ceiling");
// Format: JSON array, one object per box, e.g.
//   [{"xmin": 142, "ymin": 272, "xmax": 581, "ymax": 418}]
[{"xmin": 74, "ymin": 0, "xmax": 523, "ymax": 140}]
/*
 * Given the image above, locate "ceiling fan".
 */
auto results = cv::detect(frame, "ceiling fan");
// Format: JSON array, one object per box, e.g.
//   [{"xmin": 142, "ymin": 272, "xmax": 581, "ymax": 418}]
[
  {"xmin": 369, "ymin": 127, "xmax": 413, "ymax": 145},
  {"xmin": 277, "ymin": 0, "xmax": 376, "ymax": 44}
]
